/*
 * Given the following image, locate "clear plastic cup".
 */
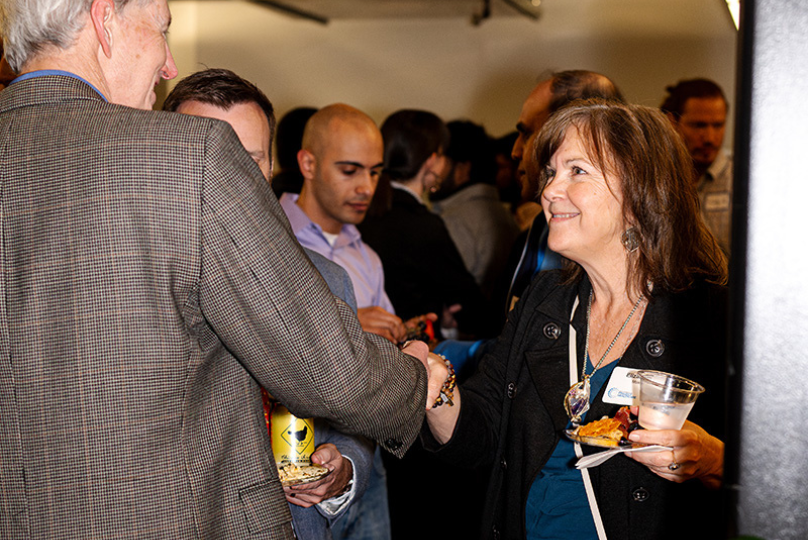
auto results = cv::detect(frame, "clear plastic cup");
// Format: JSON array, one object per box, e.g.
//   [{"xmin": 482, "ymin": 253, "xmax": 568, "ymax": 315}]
[{"xmin": 634, "ymin": 370, "xmax": 705, "ymax": 430}]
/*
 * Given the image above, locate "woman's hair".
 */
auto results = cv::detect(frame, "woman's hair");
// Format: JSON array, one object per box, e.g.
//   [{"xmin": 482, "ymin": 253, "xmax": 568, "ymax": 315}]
[
  {"xmin": 367, "ymin": 109, "xmax": 450, "ymax": 216},
  {"xmin": 534, "ymin": 99, "xmax": 728, "ymax": 296},
  {"xmin": 1, "ymin": 0, "xmax": 143, "ymax": 72}
]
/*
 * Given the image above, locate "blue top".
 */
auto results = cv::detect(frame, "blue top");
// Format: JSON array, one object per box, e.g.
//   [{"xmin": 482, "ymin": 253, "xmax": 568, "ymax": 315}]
[
  {"xmin": 536, "ymin": 225, "xmax": 563, "ymax": 272},
  {"xmin": 525, "ymin": 357, "xmax": 619, "ymax": 540}
]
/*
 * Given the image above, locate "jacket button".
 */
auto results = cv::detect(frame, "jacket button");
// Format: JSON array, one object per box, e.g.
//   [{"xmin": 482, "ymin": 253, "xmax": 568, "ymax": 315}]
[
  {"xmin": 631, "ymin": 487, "xmax": 650, "ymax": 502},
  {"xmin": 543, "ymin": 322, "xmax": 561, "ymax": 340},
  {"xmin": 500, "ymin": 457, "xmax": 507, "ymax": 470},
  {"xmin": 506, "ymin": 382, "xmax": 516, "ymax": 399},
  {"xmin": 385, "ymin": 438, "xmax": 403, "ymax": 451},
  {"xmin": 492, "ymin": 525, "xmax": 501, "ymax": 540},
  {"xmin": 645, "ymin": 339, "xmax": 665, "ymax": 357}
]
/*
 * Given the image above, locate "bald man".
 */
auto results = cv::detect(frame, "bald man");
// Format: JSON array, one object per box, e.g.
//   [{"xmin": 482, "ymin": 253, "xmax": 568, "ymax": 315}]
[
  {"xmin": 280, "ymin": 104, "xmax": 418, "ymax": 540},
  {"xmin": 280, "ymin": 104, "xmax": 426, "ymax": 345}
]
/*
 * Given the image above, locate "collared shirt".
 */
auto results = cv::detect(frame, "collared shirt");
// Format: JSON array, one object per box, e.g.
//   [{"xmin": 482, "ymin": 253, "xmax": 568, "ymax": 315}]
[
  {"xmin": 11, "ymin": 70, "xmax": 107, "ymax": 101},
  {"xmin": 280, "ymin": 193, "xmax": 395, "ymax": 313},
  {"xmin": 697, "ymin": 149, "xmax": 733, "ymax": 255}
]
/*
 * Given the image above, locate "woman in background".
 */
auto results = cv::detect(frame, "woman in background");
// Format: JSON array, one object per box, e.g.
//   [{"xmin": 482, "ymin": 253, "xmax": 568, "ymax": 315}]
[
  {"xmin": 360, "ymin": 109, "xmax": 492, "ymax": 539},
  {"xmin": 360, "ymin": 109, "xmax": 493, "ymax": 341}
]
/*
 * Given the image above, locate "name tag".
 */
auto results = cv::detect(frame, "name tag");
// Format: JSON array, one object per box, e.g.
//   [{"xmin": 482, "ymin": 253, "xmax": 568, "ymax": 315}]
[
  {"xmin": 704, "ymin": 192, "xmax": 730, "ymax": 211},
  {"xmin": 602, "ymin": 367, "xmax": 640, "ymax": 406}
]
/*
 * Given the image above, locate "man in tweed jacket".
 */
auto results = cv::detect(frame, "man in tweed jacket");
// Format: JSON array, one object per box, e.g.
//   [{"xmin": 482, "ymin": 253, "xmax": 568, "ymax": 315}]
[{"xmin": 0, "ymin": 0, "xmax": 441, "ymax": 537}]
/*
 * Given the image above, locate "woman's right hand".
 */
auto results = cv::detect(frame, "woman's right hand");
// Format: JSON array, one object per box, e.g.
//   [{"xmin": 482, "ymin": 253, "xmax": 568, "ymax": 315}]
[
  {"xmin": 401, "ymin": 343, "xmax": 448, "ymax": 412},
  {"xmin": 424, "ymin": 352, "xmax": 462, "ymax": 445}
]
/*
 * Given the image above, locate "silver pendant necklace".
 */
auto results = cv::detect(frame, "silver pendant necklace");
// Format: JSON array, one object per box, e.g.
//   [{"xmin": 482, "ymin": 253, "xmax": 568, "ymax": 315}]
[{"xmin": 564, "ymin": 290, "xmax": 644, "ymax": 424}]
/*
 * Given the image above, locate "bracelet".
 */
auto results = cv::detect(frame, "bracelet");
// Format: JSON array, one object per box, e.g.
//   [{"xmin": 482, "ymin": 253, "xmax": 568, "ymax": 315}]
[{"xmin": 432, "ymin": 355, "xmax": 457, "ymax": 408}]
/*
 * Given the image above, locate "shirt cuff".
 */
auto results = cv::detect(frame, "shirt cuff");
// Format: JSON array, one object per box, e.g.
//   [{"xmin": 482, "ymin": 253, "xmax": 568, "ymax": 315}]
[{"xmin": 316, "ymin": 456, "xmax": 357, "ymax": 516}]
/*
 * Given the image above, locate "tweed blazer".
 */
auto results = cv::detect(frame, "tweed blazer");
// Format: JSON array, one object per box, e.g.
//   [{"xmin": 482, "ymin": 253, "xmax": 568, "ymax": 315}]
[{"xmin": 0, "ymin": 75, "xmax": 427, "ymax": 539}]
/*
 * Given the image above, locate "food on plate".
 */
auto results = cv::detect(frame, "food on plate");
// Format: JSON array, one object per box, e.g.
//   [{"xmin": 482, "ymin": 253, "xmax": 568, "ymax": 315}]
[
  {"xmin": 277, "ymin": 461, "xmax": 330, "ymax": 486},
  {"xmin": 574, "ymin": 406, "xmax": 640, "ymax": 447}
]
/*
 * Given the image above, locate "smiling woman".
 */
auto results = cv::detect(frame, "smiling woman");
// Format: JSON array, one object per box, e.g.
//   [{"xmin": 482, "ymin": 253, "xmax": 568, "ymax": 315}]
[
  {"xmin": 540, "ymin": 128, "xmax": 626, "ymax": 276},
  {"xmin": 422, "ymin": 99, "xmax": 729, "ymax": 540}
]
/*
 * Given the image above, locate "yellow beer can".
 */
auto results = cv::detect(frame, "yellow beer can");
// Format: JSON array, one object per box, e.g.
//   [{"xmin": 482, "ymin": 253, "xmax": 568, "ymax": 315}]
[{"xmin": 268, "ymin": 402, "xmax": 315, "ymax": 466}]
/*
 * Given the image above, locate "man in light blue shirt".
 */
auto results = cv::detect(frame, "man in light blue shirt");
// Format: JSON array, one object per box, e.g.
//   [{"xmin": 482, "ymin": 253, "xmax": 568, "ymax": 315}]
[{"xmin": 280, "ymin": 104, "xmax": 413, "ymax": 345}]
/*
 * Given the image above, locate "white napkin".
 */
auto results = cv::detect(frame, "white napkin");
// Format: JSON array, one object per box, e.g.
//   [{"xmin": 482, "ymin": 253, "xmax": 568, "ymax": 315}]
[{"xmin": 575, "ymin": 444, "xmax": 671, "ymax": 469}]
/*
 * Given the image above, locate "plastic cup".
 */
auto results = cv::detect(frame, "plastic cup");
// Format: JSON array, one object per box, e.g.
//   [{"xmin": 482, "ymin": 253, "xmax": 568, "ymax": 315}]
[{"xmin": 634, "ymin": 370, "xmax": 705, "ymax": 431}]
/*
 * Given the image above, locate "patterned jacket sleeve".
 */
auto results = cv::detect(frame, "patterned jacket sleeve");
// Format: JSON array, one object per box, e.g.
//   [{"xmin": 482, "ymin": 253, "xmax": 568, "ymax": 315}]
[{"xmin": 198, "ymin": 123, "xmax": 427, "ymax": 456}]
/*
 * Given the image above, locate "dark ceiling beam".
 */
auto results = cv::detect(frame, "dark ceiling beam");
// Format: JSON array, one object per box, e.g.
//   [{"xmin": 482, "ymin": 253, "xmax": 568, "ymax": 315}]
[
  {"xmin": 501, "ymin": 0, "xmax": 541, "ymax": 21},
  {"xmin": 247, "ymin": 0, "xmax": 329, "ymax": 24},
  {"xmin": 472, "ymin": 0, "xmax": 492, "ymax": 26}
]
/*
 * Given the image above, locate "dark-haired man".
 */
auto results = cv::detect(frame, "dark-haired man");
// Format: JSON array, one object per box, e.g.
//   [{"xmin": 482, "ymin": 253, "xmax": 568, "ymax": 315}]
[
  {"xmin": 662, "ymin": 78, "xmax": 733, "ymax": 254},
  {"xmin": 508, "ymin": 70, "xmax": 625, "ymax": 308},
  {"xmin": 164, "ymin": 69, "xmax": 381, "ymax": 540}
]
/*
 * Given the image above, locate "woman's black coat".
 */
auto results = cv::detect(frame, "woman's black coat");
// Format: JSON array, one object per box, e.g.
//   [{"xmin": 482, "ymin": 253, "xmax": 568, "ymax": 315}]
[{"xmin": 423, "ymin": 270, "xmax": 728, "ymax": 539}]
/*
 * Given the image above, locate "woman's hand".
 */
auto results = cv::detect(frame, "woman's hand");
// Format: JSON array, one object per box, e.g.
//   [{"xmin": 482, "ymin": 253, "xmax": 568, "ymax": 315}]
[
  {"xmin": 425, "ymin": 352, "xmax": 461, "ymax": 445},
  {"xmin": 400, "ymin": 343, "xmax": 448, "ymax": 411},
  {"xmin": 626, "ymin": 420, "xmax": 724, "ymax": 489}
]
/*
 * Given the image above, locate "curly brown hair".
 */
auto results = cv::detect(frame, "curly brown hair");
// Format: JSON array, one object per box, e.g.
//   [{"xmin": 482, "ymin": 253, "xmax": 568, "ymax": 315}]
[{"xmin": 534, "ymin": 99, "xmax": 728, "ymax": 297}]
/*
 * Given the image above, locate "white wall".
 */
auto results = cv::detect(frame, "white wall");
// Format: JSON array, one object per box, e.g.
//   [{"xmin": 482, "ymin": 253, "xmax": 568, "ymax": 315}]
[{"xmin": 166, "ymin": 0, "xmax": 737, "ymax": 140}]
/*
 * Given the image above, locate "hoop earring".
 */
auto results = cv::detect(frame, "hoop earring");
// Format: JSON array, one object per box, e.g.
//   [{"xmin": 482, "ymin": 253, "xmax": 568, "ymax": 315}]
[{"xmin": 621, "ymin": 227, "xmax": 640, "ymax": 253}]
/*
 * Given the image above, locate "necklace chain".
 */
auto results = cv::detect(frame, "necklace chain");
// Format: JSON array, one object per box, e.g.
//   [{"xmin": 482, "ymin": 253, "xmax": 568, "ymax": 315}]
[
  {"xmin": 582, "ymin": 289, "xmax": 644, "ymax": 380},
  {"xmin": 564, "ymin": 289, "xmax": 644, "ymax": 423}
]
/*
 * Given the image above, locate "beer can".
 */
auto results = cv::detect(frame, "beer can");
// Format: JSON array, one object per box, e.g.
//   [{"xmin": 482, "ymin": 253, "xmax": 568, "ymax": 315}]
[{"xmin": 266, "ymin": 400, "xmax": 315, "ymax": 466}]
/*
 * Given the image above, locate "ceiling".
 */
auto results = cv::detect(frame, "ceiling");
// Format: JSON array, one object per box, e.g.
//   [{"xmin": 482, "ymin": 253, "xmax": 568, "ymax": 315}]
[{"xmin": 236, "ymin": 0, "xmax": 735, "ymax": 35}]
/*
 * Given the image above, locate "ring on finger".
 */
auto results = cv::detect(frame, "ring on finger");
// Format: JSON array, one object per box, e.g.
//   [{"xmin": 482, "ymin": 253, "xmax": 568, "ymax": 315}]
[{"xmin": 667, "ymin": 449, "xmax": 680, "ymax": 471}]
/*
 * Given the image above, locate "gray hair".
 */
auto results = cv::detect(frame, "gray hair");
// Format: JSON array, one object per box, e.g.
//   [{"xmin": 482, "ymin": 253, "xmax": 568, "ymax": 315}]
[{"xmin": 0, "ymin": 0, "xmax": 137, "ymax": 72}]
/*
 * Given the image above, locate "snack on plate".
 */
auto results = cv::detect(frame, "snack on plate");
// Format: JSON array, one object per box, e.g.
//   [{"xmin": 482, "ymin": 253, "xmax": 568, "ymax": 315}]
[
  {"xmin": 577, "ymin": 417, "xmax": 627, "ymax": 445},
  {"xmin": 277, "ymin": 462, "xmax": 330, "ymax": 486},
  {"xmin": 574, "ymin": 406, "xmax": 639, "ymax": 447}
]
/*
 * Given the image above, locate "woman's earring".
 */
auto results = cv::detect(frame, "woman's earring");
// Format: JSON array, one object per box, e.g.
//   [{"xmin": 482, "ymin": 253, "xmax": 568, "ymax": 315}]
[{"xmin": 621, "ymin": 227, "xmax": 640, "ymax": 253}]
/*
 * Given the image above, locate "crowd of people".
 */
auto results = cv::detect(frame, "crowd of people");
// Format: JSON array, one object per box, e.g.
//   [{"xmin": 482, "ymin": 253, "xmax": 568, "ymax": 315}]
[{"xmin": 0, "ymin": 0, "xmax": 734, "ymax": 538}]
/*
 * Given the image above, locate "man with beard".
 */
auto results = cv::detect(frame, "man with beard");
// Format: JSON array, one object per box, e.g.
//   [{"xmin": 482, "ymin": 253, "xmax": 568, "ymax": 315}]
[{"xmin": 662, "ymin": 78, "xmax": 733, "ymax": 254}]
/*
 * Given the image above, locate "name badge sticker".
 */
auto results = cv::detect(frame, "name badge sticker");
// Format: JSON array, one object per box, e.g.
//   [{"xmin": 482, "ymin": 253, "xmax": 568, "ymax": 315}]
[
  {"xmin": 704, "ymin": 192, "xmax": 731, "ymax": 211},
  {"xmin": 603, "ymin": 367, "xmax": 640, "ymax": 406}
]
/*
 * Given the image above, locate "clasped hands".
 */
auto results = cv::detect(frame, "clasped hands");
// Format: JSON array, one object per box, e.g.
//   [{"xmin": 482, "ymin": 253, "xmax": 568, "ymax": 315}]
[{"xmin": 400, "ymin": 341, "xmax": 449, "ymax": 411}]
